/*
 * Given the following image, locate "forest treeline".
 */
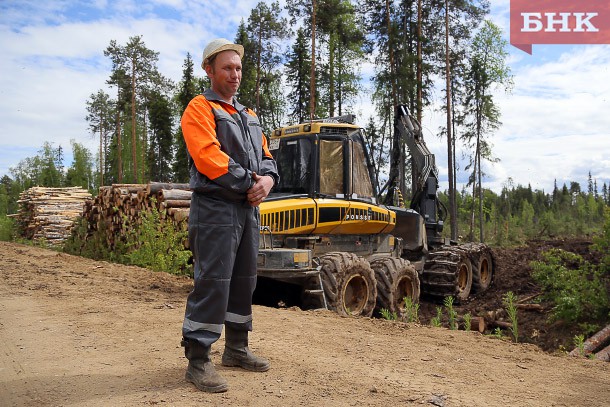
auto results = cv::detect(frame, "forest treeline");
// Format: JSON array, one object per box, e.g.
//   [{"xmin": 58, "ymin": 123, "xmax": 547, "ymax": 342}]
[
  {"xmin": 1, "ymin": 141, "xmax": 608, "ymax": 246},
  {"xmin": 1, "ymin": 0, "xmax": 608, "ymax": 244}
]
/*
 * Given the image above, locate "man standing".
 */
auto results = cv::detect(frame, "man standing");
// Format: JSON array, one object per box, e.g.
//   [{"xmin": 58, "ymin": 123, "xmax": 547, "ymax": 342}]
[{"xmin": 180, "ymin": 38, "xmax": 279, "ymax": 393}]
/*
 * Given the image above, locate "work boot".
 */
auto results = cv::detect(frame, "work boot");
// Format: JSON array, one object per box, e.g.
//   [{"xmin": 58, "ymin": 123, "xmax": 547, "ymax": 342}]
[
  {"xmin": 182, "ymin": 338, "xmax": 228, "ymax": 393},
  {"xmin": 221, "ymin": 327, "xmax": 270, "ymax": 372}
]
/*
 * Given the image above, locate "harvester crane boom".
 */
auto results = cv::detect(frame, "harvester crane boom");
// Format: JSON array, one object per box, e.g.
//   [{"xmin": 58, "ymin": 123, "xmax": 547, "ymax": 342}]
[
  {"xmin": 394, "ymin": 104, "xmax": 446, "ymax": 244},
  {"xmin": 395, "ymin": 105, "xmax": 438, "ymax": 194}
]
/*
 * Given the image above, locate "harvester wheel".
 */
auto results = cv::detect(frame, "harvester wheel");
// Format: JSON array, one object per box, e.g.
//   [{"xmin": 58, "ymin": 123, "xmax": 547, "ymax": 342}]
[
  {"xmin": 455, "ymin": 256, "xmax": 473, "ymax": 302},
  {"xmin": 319, "ymin": 252, "xmax": 376, "ymax": 317},
  {"xmin": 371, "ymin": 258, "xmax": 420, "ymax": 318},
  {"xmin": 472, "ymin": 249, "xmax": 494, "ymax": 292},
  {"xmin": 421, "ymin": 247, "xmax": 473, "ymax": 302}
]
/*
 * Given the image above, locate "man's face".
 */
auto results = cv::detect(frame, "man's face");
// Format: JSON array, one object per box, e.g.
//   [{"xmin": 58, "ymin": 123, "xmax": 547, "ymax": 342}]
[{"xmin": 205, "ymin": 50, "xmax": 242, "ymax": 102}]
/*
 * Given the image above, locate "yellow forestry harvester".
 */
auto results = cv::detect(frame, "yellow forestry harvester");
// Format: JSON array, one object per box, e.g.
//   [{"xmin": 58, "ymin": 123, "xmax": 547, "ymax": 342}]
[{"xmin": 256, "ymin": 105, "xmax": 495, "ymax": 317}]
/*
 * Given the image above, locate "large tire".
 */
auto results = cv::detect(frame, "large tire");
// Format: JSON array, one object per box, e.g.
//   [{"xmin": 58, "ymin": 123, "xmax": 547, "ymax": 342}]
[
  {"xmin": 319, "ymin": 252, "xmax": 377, "ymax": 317},
  {"xmin": 472, "ymin": 247, "xmax": 494, "ymax": 293},
  {"xmin": 421, "ymin": 247, "xmax": 473, "ymax": 303},
  {"xmin": 371, "ymin": 257, "xmax": 420, "ymax": 317}
]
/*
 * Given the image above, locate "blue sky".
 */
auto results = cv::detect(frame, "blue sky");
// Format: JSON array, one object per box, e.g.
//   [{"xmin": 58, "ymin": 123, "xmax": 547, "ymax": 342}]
[{"xmin": 1, "ymin": 0, "xmax": 609, "ymax": 194}]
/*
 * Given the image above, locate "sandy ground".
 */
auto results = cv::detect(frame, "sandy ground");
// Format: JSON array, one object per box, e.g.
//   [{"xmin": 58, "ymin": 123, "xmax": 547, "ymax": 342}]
[{"xmin": 0, "ymin": 241, "xmax": 608, "ymax": 407}]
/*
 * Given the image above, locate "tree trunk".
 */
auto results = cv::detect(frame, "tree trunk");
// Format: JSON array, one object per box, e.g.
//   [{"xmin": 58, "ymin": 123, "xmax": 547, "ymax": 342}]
[
  {"xmin": 142, "ymin": 98, "xmax": 148, "ymax": 182},
  {"xmin": 477, "ymin": 91, "xmax": 485, "ymax": 242},
  {"xmin": 595, "ymin": 344, "xmax": 610, "ymax": 362},
  {"xmin": 99, "ymin": 114, "xmax": 104, "ymax": 187},
  {"xmin": 459, "ymin": 316, "xmax": 486, "ymax": 333},
  {"xmin": 256, "ymin": 27, "xmax": 262, "ymax": 114},
  {"xmin": 385, "ymin": 0, "xmax": 397, "ymax": 108},
  {"xmin": 470, "ymin": 163, "xmax": 475, "ymax": 241},
  {"xmin": 158, "ymin": 189, "xmax": 192, "ymax": 201},
  {"xmin": 329, "ymin": 33, "xmax": 335, "ymax": 117},
  {"xmin": 445, "ymin": 0, "xmax": 456, "ymax": 241},
  {"xmin": 146, "ymin": 182, "xmax": 190, "ymax": 195},
  {"xmin": 116, "ymin": 108, "xmax": 123, "ymax": 183},
  {"xmin": 451, "ymin": 90, "xmax": 458, "ymax": 240},
  {"xmin": 131, "ymin": 57, "xmax": 138, "ymax": 182},
  {"xmin": 478, "ymin": 141, "xmax": 484, "ymax": 242},
  {"xmin": 337, "ymin": 49, "xmax": 343, "ymax": 116},
  {"xmin": 384, "ymin": 0, "xmax": 404, "ymax": 202},
  {"xmin": 416, "ymin": 0, "xmax": 422, "ymax": 125},
  {"xmin": 569, "ymin": 324, "xmax": 610, "ymax": 357},
  {"xmin": 309, "ymin": 0, "xmax": 317, "ymax": 122},
  {"xmin": 471, "ymin": 93, "xmax": 483, "ymax": 242}
]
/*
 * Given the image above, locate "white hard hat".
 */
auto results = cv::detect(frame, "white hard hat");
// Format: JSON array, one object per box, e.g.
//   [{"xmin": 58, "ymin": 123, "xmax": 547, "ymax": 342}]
[{"xmin": 201, "ymin": 38, "xmax": 244, "ymax": 68}]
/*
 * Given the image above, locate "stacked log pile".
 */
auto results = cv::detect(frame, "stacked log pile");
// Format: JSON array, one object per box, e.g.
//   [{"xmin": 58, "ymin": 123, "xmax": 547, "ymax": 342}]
[
  {"xmin": 80, "ymin": 182, "xmax": 192, "ymax": 249},
  {"xmin": 16, "ymin": 186, "xmax": 92, "ymax": 246}
]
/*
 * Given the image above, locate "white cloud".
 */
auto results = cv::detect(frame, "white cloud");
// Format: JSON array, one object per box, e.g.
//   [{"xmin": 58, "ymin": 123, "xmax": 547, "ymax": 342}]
[
  {"xmin": 0, "ymin": 0, "xmax": 609, "ymax": 197},
  {"xmin": 0, "ymin": 3, "xmax": 249, "ymax": 173},
  {"xmin": 488, "ymin": 45, "xmax": 610, "ymax": 192}
]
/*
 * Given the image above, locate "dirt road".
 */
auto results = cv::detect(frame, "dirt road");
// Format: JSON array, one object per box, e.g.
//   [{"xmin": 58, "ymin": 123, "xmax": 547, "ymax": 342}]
[{"xmin": 1, "ymin": 241, "xmax": 608, "ymax": 406}]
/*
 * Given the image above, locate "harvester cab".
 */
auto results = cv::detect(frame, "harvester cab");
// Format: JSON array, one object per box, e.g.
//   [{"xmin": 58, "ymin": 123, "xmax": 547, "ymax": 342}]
[{"xmin": 268, "ymin": 114, "xmax": 376, "ymax": 203}]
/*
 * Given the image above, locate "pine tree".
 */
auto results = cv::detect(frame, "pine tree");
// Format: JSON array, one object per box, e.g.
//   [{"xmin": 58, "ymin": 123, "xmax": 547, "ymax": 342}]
[
  {"xmin": 462, "ymin": 20, "xmax": 511, "ymax": 242},
  {"xmin": 246, "ymin": 2, "xmax": 289, "ymax": 116},
  {"xmin": 104, "ymin": 36, "xmax": 163, "ymax": 183},
  {"xmin": 361, "ymin": 0, "xmax": 446, "ymax": 203},
  {"xmin": 286, "ymin": 0, "xmax": 324, "ymax": 120},
  {"xmin": 173, "ymin": 53, "xmax": 199, "ymax": 182},
  {"xmin": 570, "ymin": 182, "xmax": 581, "ymax": 196},
  {"xmin": 86, "ymin": 90, "xmax": 113, "ymax": 187},
  {"xmin": 443, "ymin": 0, "xmax": 489, "ymax": 240},
  {"xmin": 285, "ymin": 27, "xmax": 312, "ymax": 123},
  {"xmin": 364, "ymin": 115, "xmax": 390, "ymax": 191},
  {"xmin": 147, "ymin": 91, "xmax": 174, "ymax": 182},
  {"xmin": 235, "ymin": 19, "xmax": 258, "ymax": 110},
  {"xmin": 312, "ymin": 0, "xmax": 366, "ymax": 117}
]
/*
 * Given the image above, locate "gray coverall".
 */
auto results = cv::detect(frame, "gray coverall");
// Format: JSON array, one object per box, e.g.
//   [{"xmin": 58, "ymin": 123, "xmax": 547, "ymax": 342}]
[{"xmin": 181, "ymin": 89, "xmax": 279, "ymax": 347}]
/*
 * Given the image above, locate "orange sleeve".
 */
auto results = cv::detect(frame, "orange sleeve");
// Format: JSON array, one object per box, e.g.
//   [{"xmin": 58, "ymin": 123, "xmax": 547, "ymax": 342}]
[
  {"xmin": 181, "ymin": 96, "xmax": 230, "ymax": 180},
  {"xmin": 246, "ymin": 108, "xmax": 274, "ymax": 159},
  {"xmin": 261, "ymin": 129, "xmax": 274, "ymax": 159}
]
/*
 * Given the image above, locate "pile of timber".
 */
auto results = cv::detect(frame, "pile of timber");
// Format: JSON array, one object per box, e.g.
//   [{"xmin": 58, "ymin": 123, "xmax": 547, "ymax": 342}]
[
  {"xmin": 16, "ymin": 186, "xmax": 92, "ymax": 246},
  {"xmin": 80, "ymin": 182, "xmax": 192, "ymax": 249}
]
